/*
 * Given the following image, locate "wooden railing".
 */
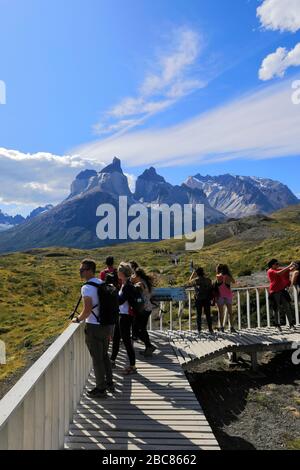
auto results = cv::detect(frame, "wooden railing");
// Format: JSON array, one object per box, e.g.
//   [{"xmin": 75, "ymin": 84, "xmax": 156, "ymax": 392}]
[
  {"xmin": 0, "ymin": 323, "xmax": 91, "ymax": 450},
  {"xmin": 152, "ymin": 286, "xmax": 300, "ymax": 331}
]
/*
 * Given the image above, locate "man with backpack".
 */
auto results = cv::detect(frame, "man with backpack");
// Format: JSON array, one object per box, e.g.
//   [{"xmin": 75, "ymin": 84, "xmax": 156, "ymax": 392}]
[
  {"xmin": 189, "ymin": 267, "xmax": 214, "ymax": 334},
  {"xmin": 72, "ymin": 259, "xmax": 119, "ymax": 398}
]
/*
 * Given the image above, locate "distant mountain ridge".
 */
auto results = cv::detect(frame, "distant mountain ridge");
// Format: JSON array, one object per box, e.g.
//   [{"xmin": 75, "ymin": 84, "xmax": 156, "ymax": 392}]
[
  {"xmin": 184, "ymin": 174, "xmax": 299, "ymax": 218},
  {"xmin": 0, "ymin": 157, "xmax": 298, "ymax": 252}
]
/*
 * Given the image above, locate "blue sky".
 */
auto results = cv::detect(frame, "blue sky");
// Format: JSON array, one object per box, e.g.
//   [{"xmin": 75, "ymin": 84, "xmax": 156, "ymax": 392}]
[{"xmin": 0, "ymin": 0, "xmax": 300, "ymax": 215}]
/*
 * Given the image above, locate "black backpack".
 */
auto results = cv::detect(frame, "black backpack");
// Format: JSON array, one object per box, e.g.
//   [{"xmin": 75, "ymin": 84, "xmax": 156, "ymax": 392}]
[
  {"xmin": 126, "ymin": 282, "xmax": 145, "ymax": 314},
  {"xmin": 102, "ymin": 268, "xmax": 120, "ymax": 288},
  {"xmin": 194, "ymin": 277, "xmax": 213, "ymax": 301},
  {"xmin": 85, "ymin": 281, "xmax": 119, "ymax": 325}
]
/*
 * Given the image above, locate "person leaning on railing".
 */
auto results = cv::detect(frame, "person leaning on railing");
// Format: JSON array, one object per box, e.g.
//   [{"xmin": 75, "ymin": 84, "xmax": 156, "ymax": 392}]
[
  {"xmin": 267, "ymin": 259, "xmax": 296, "ymax": 331},
  {"xmin": 291, "ymin": 261, "xmax": 300, "ymax": 292},
  {"xmin": 188, "ymin": 267, "xmax": 214, "ymax": 335}
]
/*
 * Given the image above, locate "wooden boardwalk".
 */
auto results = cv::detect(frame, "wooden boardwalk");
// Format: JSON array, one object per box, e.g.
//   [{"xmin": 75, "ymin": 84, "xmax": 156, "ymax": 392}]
[
  {"xmin": 170, "ymin": 326, "xmax": 300, "ymax": 368},
  {"xmin": 64, "ymin": 331, "xmax": 220, "ymax": 451}
]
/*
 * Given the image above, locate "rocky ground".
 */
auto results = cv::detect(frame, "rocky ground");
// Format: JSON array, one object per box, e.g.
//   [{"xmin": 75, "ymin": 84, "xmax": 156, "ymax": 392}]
[{"xmin": 187, "ymin": 350, "xmax": 300, "ymax": 450}]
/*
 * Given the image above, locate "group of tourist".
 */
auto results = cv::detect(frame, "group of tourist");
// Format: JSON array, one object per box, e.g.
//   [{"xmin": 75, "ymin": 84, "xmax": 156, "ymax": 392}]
[
  {"xmin": 71, "ymin": 256, "xmax": 299, "ymax": 398},
  {"xmin": 188, "ymin": 259, "xmax": 300, "ymax": 335},
  {"xmin": 71, "ymin": 257, "xmax": 155, "ymax": 398}
]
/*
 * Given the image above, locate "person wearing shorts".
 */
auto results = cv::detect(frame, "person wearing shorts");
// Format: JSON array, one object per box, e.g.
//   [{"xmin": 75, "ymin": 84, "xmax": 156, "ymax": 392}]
[{"xmin": 215, "ymin": 264, "xmax": 236, "ymax": 333}]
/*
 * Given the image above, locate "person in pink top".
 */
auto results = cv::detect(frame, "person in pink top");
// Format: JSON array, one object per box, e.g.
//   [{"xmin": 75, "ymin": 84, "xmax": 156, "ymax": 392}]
[{"xmin": 215, "ymin": 264, "xmax": 236, "ymax": 333}]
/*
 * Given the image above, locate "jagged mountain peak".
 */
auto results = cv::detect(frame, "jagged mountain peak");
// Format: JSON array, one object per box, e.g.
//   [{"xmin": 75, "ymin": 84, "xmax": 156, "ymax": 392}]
[
  {"xmin": 139, "ymin": 167, "xmax": 166, "ymax": 183},
  {"xmin": 100, "ymin": 156, "xmax": 123, "ymax": 174},
  {"xmin": 185, "ymin": 173, "xmax": 299, "ymax": 218}
]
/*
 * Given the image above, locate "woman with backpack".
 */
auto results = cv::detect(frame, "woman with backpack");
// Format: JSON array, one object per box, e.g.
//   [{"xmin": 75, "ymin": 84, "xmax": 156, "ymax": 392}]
[
  {"xmin": 215, "ymin": 264, "xmax": 236, "ymax": 333},
  {"xmin": 111, "ymin": 262, "xmax": 137, "ymax": 375},
  {"xmin": 132, "ymin": 268, "xmax": 156, "ymax": 357},
  {"xmin": 189, "ymin": 267, "xmax": 214, "ymax": 334}
]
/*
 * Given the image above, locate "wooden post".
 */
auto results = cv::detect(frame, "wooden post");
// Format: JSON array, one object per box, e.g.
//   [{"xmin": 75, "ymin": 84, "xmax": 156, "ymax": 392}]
[
  {"xmin": 250, "ymin": 351, "xmax": 258, "ymax": 371},
  {"xmin": 246, "ymin": 290, "xmax": 251, "ymax": 329},
  {"xmin": 265, "ymin": 288, "xmax": 271, "ymax": 327},
  {"xmin": 188, "ymin": 291, "xmax": 192, "ymax": 331},
  {"xmin": 256, "ymin": 289, "xmax": 261, "ymax": 328},
  {"xmin": 237, "ymin": 291, "xmax": 241, "ymax": 330},
  {"xmin": 169, "ymin": 301, "xmax": 173, "ymax": 331},
  {"xmin": 293, "ymin": 286, "xmax": 299, "ymax": 326}
]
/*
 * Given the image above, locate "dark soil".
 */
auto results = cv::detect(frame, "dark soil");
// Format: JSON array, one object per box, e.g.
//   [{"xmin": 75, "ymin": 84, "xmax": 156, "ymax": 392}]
[{"xmin": 187, "ymin": 351, "xmax": 300, "ymax": 450}]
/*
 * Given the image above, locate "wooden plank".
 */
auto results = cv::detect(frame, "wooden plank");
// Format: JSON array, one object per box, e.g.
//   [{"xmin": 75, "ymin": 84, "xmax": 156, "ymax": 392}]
[
  {"xmin": 66, "ymin": 436, "xmax": 218, "ymax": 445},
  {"xmin": 65, "ymin": 442, "xmax": 219, "ymax": 450},
  {"xmin": 65, "ymin": 331, "xmax": 219, "ymax": 451},
  {"xmin": 68, "ymin": 429, "xmax": 217, "ymax": 439}
]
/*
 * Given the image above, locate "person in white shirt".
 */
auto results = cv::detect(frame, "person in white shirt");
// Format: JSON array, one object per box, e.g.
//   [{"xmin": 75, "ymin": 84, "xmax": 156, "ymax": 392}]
[{"xmin": 72, "ymin": 259, "xmax": 114, "ymax": 398}]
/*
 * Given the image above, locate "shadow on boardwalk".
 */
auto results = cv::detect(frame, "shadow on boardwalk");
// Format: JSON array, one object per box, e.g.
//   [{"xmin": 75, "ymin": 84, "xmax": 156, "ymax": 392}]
[{"xmin": 65, "ymin": 332, "xmax": 219, "ymax": 450}]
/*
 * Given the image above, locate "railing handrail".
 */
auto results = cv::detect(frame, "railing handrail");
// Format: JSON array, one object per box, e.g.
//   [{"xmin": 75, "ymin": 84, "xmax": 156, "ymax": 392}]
[
  {"xmin": 0, "ymin": 322, "xmax": 91, "ymax": 450},
  {"xmin": 0, "ymin": 323, "xmax": 80, "ymax": 430},
  {"xmin": 185, "ymin": 285, "xmax": 270, "ymax": 292}
]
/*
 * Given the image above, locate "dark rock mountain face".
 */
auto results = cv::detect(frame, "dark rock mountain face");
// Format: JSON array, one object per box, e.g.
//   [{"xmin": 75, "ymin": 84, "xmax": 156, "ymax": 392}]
[
  {"xmin": 0, "ymin": 158, "xmax": 298, "ymax": 252},
  {"xmin": 0, "ymin": 158, "xmax": 223, "ymax": 252},
  {"xmin": 26, "ymin": 205, "xmax": 54, "ymax": 220},
  {"xmin": 134, "ymin": 167, "xmax": 225, "ymax": 224},
  {"xmin": 185, "ymin": 174, "xmax": 299, "ymax": 218}
]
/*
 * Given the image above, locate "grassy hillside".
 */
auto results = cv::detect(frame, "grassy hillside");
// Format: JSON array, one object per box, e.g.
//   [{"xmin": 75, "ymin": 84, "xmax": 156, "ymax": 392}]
[{"xmin": 0, "ymin": 204, "xmax": 300, "ymax": 390}]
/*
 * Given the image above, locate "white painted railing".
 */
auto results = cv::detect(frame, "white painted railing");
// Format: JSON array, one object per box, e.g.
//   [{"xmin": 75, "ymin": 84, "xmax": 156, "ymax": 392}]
[
  {"xmin": 154, "ymin": 286, "xmax": 300, "ymax": 331},
  {"xmin": 0, "ymin": 323, "xmax": 91, "ymax": 450}
]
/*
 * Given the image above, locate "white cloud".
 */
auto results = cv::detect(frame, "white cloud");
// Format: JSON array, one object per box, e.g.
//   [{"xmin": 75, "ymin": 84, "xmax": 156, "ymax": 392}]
[
  {"xmin": 0, "ymin": 148, "xmax": 105, "ymax": 214},
  {"xmin": 94, "ymin": 27, "xmax": 205, "ymax": 137},
  {"xmin": 0, "ymin": 148, "xmax": 139, "ymax": 216},
  {"xmin": 124, "ymin": 173, "xmax": 137, "ymax": 193},
  {"xmin": 23, "ymin": 182, "xmax": 53, "ymax": 192},
  {"xmin": 259, "ymin": 43, "xmax": 300, "ymax": 80},
  {"xmin": 257, "ymin": 0, "xmax": 300, "ymax": 33},
  {"xmin": 75, "ymin": 78, "xmax": 300, "ymax": 169}
]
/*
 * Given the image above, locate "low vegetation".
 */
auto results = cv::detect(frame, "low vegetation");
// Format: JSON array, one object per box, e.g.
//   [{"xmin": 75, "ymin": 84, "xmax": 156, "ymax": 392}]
[{"xmin": 0, "ymin": 204, "xmax": 300, "ymax": 390}]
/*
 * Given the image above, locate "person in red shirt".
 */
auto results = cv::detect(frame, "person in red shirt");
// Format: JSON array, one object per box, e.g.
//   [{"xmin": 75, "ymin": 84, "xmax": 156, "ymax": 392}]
[
  {"xmin": 99, "ymin": 256, "xmax": 120, "ymax": 288},
  {"xmin": 267, "ymin": 259, "xmax": 295, "ymax": 330}
]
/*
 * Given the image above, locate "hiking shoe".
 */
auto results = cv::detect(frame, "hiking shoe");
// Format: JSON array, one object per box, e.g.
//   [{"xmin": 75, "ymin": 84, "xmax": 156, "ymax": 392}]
[
  {"xmin": 219, "ymin": 326, "xmax": 225, "ymax": 333},
  {"xmin": 230, "ymin": 327, "xmax": 237, "ymax": 334},
  {"xmin": 140, "ymin": 345, "xmax": 156, "ymax": 357},
  {"xmin": 143, "ymin": 345, "xmax": 157, "ymax": 357},
  {"xmin": 289, "ymin": 325, "xmax": 296, "ymax": 331},
  {"xmin": 276, "ymin": 325, "xmax": 282, "ymax": 332},
  {"xmin": 123, "ymin": 366, "xmax": 137, "ymax": 375},
  {"xmin": 87, "ymin": 388, "xmax": 107, "ymax": 399},
  {"xmin": 106, "ymin": 382, "xmax": 116, "ymax": 394}
]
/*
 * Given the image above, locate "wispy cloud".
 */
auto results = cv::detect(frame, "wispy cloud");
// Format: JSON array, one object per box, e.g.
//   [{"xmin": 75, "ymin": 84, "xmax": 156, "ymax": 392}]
[
  {"xmin": 76, "ymin": 78, "xmax": 300, "ymax": 168},
  {"xmin": 93, "ymin": 27, "xmax": 206, "ymax": 138}
]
